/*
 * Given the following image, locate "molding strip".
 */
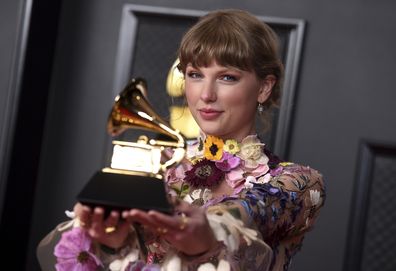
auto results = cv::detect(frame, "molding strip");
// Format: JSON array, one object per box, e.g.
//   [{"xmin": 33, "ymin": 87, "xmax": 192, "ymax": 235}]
[
  {"xmin": 0, "ymin": 0, "xmax": 33, "ymax": 221},
  {"xmin": 344, "ymin": 140, "xmax": 396, "ymax": 271}
]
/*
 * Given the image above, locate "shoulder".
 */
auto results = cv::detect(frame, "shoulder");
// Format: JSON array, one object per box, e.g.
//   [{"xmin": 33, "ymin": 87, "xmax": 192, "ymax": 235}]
[
  {"xmin": 265, "ymin": 162, "xmax": 324, "ymax": 193},
  {"xmin": 243, "ymin": 157, "xmax": 326, "ymax": 219},
  {"xmin": 242, "ymin": 161, "xmax": 325, "ymax": 241}
]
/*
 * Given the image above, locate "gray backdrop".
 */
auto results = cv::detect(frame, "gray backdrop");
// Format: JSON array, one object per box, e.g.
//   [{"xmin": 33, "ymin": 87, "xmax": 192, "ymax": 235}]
[{"xmin": 1, "ymin": 0, "xmax": 396, "ymax": 270}]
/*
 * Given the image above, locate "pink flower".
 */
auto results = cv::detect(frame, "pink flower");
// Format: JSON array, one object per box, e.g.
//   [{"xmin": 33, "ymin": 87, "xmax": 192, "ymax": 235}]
[
  {"xmin": 225, "ymin": 167, "xmax": 244, "ymax": 188},
  {"xmin": 54, "ymin": 227, "xmax": 102, "ymax": 271},
  {"xmin": 165, "ymin": 164, "xmax": 188, "ymax": 184},
  {"xmin": 249, "ymin": 164, "xmax": 270, "ymax": 177},
  {"xmin": 215, "ymin": 152, "xmax": 241, "ymax": 172}
]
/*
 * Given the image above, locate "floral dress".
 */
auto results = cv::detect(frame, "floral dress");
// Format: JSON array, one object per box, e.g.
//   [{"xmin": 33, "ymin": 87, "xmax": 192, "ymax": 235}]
[{"xmin": 38, "ymin": 134, "xmax": 325, "ymax": 271}]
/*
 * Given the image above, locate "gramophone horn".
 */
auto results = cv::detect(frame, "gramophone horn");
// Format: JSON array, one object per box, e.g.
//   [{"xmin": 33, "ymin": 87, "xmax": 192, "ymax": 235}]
[{"xmin": 107, "ymin": 78, "xmax": 184, "ymax": 147}]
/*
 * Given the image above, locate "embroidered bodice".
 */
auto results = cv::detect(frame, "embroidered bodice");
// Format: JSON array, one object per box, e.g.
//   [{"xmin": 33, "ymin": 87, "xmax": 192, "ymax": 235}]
[{"xmin": 164, "ymin": 135, "xmax": 326, "ymax": 270}]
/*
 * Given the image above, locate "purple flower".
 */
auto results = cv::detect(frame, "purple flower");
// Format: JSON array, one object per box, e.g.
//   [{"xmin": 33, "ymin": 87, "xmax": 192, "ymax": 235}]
[
  {"xmin": 215, "ymin": 152, "xmax": 241, "ymax": 172},
  {"xmin": 184, "ymin": 158, "xmax": 224, "ymax": 188},
  {"xmin": 269, "ymin": 187, "xmax": 281, "ymax": 195},
  {"xmin": 269, "ymin": 166, "xmax": 283, "ymax": 176},
  {"xmin": 54, "ymin": 227, "xmax": 102, "ymax": 271}
]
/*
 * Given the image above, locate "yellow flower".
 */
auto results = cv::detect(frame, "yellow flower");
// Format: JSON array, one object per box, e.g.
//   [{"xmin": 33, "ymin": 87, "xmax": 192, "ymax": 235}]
[
  {"xmin": 204, "ymin": 136, "xmax": 224, "ymax": 160},
  {"xmin": 279, "ymin": 162, "xmax": 293, "ymax": 167},
  {"xmin": 223, "ymin": 139, "xmax": 240, "ymax": 154}
]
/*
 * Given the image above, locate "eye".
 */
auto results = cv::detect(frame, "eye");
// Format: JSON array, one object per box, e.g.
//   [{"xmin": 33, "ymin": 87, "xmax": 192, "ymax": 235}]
[
  {"xmin": 220, "ymin": 74, "xmax": 239, "ymax": 82},
  {"xmin": 186, "ymin": 71, "xmax": 202, "ymax": 79}
]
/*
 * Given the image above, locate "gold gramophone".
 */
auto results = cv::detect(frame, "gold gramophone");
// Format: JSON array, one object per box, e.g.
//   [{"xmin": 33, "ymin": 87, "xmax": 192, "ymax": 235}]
[{"xmin": 77, "ymin": 78, "xmax": 186, "ymax": 214}]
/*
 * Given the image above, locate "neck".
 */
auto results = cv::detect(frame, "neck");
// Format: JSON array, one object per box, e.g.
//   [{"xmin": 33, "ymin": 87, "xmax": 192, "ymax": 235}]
[{"xmin": 201, "ymin": 129, "xmax": 257, "ymax": 143}]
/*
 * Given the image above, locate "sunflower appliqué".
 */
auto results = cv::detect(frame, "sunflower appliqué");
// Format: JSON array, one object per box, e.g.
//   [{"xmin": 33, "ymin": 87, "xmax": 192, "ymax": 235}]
[{"xmin": 204, "ymin": 135, "xmax": 224, "ymax": 160}]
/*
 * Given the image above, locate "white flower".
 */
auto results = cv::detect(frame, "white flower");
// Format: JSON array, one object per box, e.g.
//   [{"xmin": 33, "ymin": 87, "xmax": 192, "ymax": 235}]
[
  {"xmin": 57, "ymin": 210, "xmax": 79, "ymax": 231},
  {"xmin": 237, "ymin": 135, "xmax": 268, "ymax": 169},
  {"xmin": 184, "ymin": 188, "xmax": 212, "ymax": 203},
  {"xmin": 309, "ymin": 190, "xmax": 321, "ymax": 206},
  {"xmin": 246, "ymin": 176, "xmax": 256, "ymax": 183},
  {"xmin": 161, "ymin": 254, "xmax": 181, "ymax": 271},
  {"xmin": 197, "ymin": 259, "xmax": 231, "ymax": 271},
  {"xmin": 187, "ymin": 140, "xmax": 203, "ymax": 159},
  {"xmin": 244, "ymin": 176, "xmax": 256, "ymax": 189},
  {"xmin": 197, "ymin": 262, "xmax": 216, "ymax": 271},
  {"xmin": 207, "ymin": 211, "xmax": 266, "ymax": 251},
  {"xmin": 65, "ymin": 210, "xmax": 75, "ymax": 219},
  {"xmin": 191, "ymin": 189, "xmax": 202, "ymax": 199},
  {"xmin": 205, "ymin": 209, "xmax": 273, "ymax": 270},
  {"xmin": 109, "ymin": 249, "xmax": 139, "ymax": 271}
]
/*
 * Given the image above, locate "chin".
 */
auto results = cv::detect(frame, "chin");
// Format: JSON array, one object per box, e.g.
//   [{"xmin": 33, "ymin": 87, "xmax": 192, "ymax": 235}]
[
  {"xmin": 200, "ymin": 126, "xmax": 223, "ymax": 137},
  {"xmin": 195, "ymin": 118, "xmax": 227, "ymax": 138}
]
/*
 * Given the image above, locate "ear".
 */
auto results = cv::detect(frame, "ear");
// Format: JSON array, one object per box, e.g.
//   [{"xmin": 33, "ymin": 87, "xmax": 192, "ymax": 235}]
[{"xmin": 257, "ymin": 75, "xmax": 276, "ymax": 104}]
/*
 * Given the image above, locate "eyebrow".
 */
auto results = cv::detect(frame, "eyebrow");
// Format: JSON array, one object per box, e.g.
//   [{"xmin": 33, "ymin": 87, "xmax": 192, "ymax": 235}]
[{"xmin": 186, "ymin": 65, "xmax": 243, "ymax": 74}]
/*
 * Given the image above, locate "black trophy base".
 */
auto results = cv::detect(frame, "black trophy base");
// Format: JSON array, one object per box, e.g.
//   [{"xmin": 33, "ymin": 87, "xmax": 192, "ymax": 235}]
[{"xmin": 77, "ymin": 170, "xmax": 173, "ymax": 214}]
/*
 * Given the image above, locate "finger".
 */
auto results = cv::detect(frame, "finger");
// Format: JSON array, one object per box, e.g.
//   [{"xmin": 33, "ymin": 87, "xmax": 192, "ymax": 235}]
[
  {"xmin": 127, "ymin": 209, "xmax": 172, "ymax": 235},
  {"xmin": 122, "ymin": 210, "xmax": 134, "ymax": 224},
  {"xmin": 126, "ymin": 209, "xmax": 157, "ymax": 227},
  {"xmin": 73, "ymin": 203, "xmax": 83, "ymax": 216},
  {"xmin": 90, "ymin": 207, "xmax": 105, "ymax": 236},
  {"xmin": 79, "ymin": 205, "xmax": 92, "ymax": 227},
  {"xmin": 104, "ymin": 210, "xmax": 120, "ymax": 228},
  {"xmin": 102, "ymin": 210, "xmax": 121, "ymax": 234},
  {"xmin": 148, "ymin": 211, "xmax": 182, "ymax": 230},
  {"xmin": 122, "ymin": 210, "xmax": 143, "ymax": 226}
]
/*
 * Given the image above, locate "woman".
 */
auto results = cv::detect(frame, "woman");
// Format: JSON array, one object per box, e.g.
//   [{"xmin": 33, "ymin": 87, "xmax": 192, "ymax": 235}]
[{"xmin": 38, "ymin": 9, "xmax": 325, "ymax": 271}]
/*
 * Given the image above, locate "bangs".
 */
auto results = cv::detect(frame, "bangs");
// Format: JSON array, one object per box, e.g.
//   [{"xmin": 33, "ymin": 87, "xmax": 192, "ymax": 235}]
[{"xmin": 178, "ymin": 16, "xmax": 254, "ymax": 72}]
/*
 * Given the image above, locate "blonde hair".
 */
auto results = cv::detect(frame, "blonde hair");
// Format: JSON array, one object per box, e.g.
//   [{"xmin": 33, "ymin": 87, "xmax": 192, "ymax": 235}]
[{"xmin": 178, "ymin": 9, "xmax": 284, "ymax": 114}]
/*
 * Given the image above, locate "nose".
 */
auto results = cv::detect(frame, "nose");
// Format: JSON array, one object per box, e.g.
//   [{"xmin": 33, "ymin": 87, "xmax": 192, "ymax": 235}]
[{"xmin": 200, "ymin": 80, "xmax": 217, "ymax": 103}]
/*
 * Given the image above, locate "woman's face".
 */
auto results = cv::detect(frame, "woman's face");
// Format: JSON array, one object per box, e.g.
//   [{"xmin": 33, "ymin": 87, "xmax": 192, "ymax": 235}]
[{"xmin": 185, "ymin": 61, "xmax": 272, "ymax": 141}]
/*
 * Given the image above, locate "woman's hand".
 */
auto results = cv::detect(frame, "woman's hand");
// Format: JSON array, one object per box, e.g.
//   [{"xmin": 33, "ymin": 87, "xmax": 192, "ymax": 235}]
[
  {"xmin": 122, "ymin": 200, "xmax": 218, "ymax": 256},
  {"xmin": 73, "ymin": 203, "xmax": 131, "ymax": 249}
]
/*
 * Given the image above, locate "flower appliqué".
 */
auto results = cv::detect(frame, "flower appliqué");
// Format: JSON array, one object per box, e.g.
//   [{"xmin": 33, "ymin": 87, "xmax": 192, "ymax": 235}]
[
  {"xmin": 184, "ymin": 135, "xmax": 269, "ymax": 191},
  {"xmin": 215, "ymin": 152, "xmax": 241, "ymax": 172},
  {"xmin": 204, "ymin": 135, "xmax": 224, "ymax": 160},
  {"xmin": 237, "ymin": 135, "xmax": 268, "ymax": 169},
  {"xmin": 223, "ymin": 139, "xmax": 240, "ymax": 154},
  {"xmin": 54, "ymin": 227, "xmax": 102, "ymax": 271},
  {"xmin": 184, "ymin": 158, "xmax": 225, "ymax": 188}
]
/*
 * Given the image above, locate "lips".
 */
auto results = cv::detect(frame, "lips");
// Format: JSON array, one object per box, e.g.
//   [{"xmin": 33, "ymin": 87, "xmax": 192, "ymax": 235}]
[{"xmin": 198, "ymin": 108, "xmax": 223, "ymax": 120}]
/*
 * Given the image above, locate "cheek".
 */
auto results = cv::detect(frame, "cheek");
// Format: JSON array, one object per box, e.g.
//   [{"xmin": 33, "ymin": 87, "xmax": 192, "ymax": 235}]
[
  {"xmin": 184, "ymin": 90, "xmax": 195, "ymax": 107},
  {"xmin": 185, "ymin": 83, "xmax": 199, "ymax": 105},
  {"xmin": 225, "ymin": 89, "xmax": 259, "ymax": 118},
  {"xmin": 225, "ymin": 90, "xmax": 257, "ymax": 108}
]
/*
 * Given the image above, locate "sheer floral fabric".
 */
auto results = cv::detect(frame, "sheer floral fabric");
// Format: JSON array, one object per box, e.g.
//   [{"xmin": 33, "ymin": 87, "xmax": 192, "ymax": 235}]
[{"xmin": 37, "ymin": 135, "xmax": 325, "ymax": 271}]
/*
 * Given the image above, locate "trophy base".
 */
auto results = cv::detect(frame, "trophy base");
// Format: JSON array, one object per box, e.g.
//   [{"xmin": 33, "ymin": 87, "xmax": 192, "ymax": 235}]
[{"xmin": 76, "ymin": 170, "xmax": 173, "ymax": 214}]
